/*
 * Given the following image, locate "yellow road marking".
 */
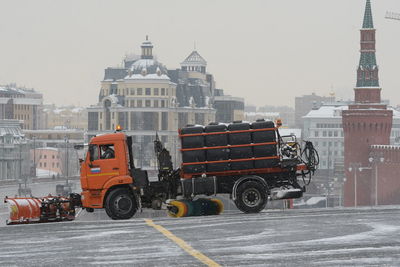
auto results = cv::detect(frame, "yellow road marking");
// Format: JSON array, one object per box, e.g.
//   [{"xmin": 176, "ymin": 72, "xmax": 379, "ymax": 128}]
[{"xmin": 145, "ymin": 219, "xmax": 220, "ymax": 267}]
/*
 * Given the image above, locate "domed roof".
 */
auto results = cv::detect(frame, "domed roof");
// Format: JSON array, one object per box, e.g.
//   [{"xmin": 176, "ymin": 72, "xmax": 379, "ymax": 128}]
[
  {"xmin": 125, "ymin": 37, "xmax": 171, "ymax": 80},
  {"xmin": 129, "ymin": 58, "xmax": 168, "ymax": 75}
]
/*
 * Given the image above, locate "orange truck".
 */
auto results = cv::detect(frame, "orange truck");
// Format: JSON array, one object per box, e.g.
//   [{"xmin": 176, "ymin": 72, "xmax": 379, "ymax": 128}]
[{"xmin": 5, "ymin": 120, "xmax": 318, "ymax": 224}]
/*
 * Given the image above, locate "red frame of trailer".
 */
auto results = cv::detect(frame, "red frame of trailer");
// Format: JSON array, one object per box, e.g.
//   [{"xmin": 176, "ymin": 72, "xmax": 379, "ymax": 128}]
[{"xmin": 179, "ymin": 127, "xmax": 306, "ymax": 179}]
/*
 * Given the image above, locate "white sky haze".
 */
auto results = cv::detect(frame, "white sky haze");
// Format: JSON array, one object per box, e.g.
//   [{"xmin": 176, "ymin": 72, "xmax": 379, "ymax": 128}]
[{"xmin": 0, "ymin": 0, "xmax": 399, "ymax": 107}]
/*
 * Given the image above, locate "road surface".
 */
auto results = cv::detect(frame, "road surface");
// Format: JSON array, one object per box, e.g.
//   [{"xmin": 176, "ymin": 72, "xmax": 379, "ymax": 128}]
[{"xmin": 1, "ymin": 206, "xmax": 400, "ymax": 266}]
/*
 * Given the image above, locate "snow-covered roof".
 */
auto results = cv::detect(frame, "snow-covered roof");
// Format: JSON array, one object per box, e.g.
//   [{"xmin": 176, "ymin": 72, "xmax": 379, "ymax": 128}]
[
  {"xmin": 304, "ymin": 104, "xmax": 400, "ymax": 119},
  {"xmin": 303, "ymin": 105, "xmax": 348, "ymax": 119},
  {"xmin": 124, "ymin": 73, "xmax": 170, "ymax": 80},
  {"xmin": 36, "ymin": 147, "xmax": 59, "ymax": 151}
]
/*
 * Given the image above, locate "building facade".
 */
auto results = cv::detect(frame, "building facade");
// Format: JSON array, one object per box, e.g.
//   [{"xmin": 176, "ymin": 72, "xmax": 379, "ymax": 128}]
[
  {"xmin": 87, "ymin": 39, "xmax": 216, "ymax": 168},
  {"xmin": 0, "ymin": 84, "xmax": 44, "ymax": 130},
  {"xmin": 295, "ymin": 93, "xmax": 335, "ymax": 129},
  {"xmin": 0, "ymin": 120, "xmax": 30, "ymax": 181}
]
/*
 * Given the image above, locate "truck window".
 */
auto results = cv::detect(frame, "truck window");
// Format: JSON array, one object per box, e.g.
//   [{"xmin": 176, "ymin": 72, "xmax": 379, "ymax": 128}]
[
  {"xmin": 100, "ymin": 144, "xmax": 115, "ymax": 159},
  {"xmin": 89, "ymin": 144, "xmax": 99, "ymax": 161}
]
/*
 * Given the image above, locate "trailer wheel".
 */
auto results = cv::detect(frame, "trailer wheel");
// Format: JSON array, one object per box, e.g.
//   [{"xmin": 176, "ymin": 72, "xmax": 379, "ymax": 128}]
[
  {"xmin": 234, "ymin": 181, "xmax": 267, "ymax": 213},
  {"xmin": 105, "ymin": 188, "xmax": 137, "ymax": 220}
]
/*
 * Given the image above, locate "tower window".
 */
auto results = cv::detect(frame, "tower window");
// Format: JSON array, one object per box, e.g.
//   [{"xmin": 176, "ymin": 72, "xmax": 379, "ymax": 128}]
[
  {"xmin": 161, "ymin": 88, "xmax": 165, "ymax": 96},
  {"xmin": 154, "ymin": 88, "xmax": 159, "ymax": 96},
  {"xmin": 145, "ymin": 88, "xmax": 151, "ymax": 95},
  {"xmin": 137, "ymin": 88, "xmax": 143, "ymax": 95}
]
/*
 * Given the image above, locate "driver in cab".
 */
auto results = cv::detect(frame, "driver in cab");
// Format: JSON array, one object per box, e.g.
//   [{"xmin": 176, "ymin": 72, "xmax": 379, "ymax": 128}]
[{"xmin": 101, "ymin": 145, "xmax": 115, "ymax": 159}]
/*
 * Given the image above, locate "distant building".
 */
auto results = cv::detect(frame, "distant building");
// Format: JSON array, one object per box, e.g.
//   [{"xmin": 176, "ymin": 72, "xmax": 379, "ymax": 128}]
[
  {"xmin": 0, "ymin": 84, "xmax": 44, "ymax": 130},
  {"xmin": 31, "ymin": 147, "xmax": 62, "ymax": 177},
  {"xmin": 214, "ymin": 95, "xmax": 244, "ymax": 123},
  {"xmin": 43, "ymin": 105, "xmax": 87, "ymax": 130},
  {"xmin": 295, "ymin": 93, "xmax": 335, "ymax": 129},
  {"xmin": 87, "ymin": 38, "xmax": 216, "ymax": 168},
  {"xmin": 24, "ymin": 129, "xmax": 84, "ymax": 177},
  {"xmin": 0, "ymin": 120, "xmax": 30, "ymax": 181},
  {"xmin": 245, "ymin": 111, "xmax": 280, "ymax": 123}
]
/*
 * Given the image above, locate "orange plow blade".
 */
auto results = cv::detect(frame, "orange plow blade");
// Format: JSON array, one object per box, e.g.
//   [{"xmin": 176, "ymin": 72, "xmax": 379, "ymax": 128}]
[{"xmin": 4, "ymin": 194, "xmax": 81, "ymax": 225}]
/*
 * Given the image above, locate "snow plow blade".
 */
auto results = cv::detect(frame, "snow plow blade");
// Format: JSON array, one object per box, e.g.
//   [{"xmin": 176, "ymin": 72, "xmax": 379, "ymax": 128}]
[
  {"xmin": 4, "ymin": 194, "xmax": 81, "ymax": 225},
  {"xmin": 270, "ymin": 189, "xmax": 303, "ymax": 200},
  {"xmin": 167, "ymin": 198, "xmax": 224, "ymax": 218}
]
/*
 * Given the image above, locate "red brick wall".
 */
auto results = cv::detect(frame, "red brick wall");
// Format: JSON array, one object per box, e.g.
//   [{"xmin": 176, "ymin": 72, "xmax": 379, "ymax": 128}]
[
  {"xmin": 342, "ymin": 109, "xmax": 392, "ymax": 206},
  {"xmin": 371, "ymin": 146, "xmax": 400, "ymax": 205}
]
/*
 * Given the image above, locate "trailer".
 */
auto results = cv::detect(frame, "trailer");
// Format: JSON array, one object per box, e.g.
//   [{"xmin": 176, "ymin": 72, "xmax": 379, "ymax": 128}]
[{"xmin": 4, "ymin": 120, "xmax": 318, "ymax": 224}]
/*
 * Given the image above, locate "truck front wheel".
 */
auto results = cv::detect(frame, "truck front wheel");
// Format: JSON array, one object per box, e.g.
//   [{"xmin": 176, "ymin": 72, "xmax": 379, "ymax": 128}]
[
  {"xmin": 105, "ymin": 188, "xmax": 137, "ymax": 220},
  {"xmin": 234, "ymin": 181, "xmax": 267, "ymax": 213}
]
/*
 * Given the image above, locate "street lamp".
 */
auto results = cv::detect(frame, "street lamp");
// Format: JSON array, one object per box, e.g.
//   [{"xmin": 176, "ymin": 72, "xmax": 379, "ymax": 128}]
[
  {"xmin": 369, "ymin": 155, "xmax": 385, "ymax": 206},
  {"xmin": 348, "ymin": 163, "xmax": 361, "ymax": 207},
  {"xmin": 349, "ymin": 163, "xmax": 372, "ymax": 207},
  {"xmin": 32, "ymin": 136, "xmax": 36, "ymax": 178},
  {"xmin": 64, "ymin": 136, "xmax": 69, "ymax": 184}
]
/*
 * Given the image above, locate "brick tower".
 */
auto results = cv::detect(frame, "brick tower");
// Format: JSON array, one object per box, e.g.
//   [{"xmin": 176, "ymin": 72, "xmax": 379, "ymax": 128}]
[{"xmin": 342, "ymin": 0, "xmax": 393, "ymax": 207}]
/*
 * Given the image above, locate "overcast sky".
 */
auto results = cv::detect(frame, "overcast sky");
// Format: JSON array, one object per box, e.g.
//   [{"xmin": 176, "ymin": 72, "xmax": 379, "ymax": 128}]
[{"xmin": 0, "ymin": 0, "xmax": 399, "ymax": 108}]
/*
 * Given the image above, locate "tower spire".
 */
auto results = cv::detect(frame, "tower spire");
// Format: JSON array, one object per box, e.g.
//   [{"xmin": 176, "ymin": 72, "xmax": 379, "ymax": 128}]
[
  {"xmin": 362, "ymin": 0, "xmax": 374, "ymax": 29},
  {"xmin": 356, "ymin": 0, "xmax": 379, "ymax": 91}
]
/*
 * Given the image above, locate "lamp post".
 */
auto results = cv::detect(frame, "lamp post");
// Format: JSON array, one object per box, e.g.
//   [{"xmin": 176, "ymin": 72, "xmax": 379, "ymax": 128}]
[
  {"xmin": 32, "ymin": 136, "xmax": 36, "ymax": 178},
  {"xmin": 348, "ymin": 163, "xmax": 361, "ymax": 207},
  {"xmin": 369, "ymin": 154, "xmax": 385, "ymax": 206},
  {"xmin": 64, "ymin": 136, "xmax": 69, "ymax": 184}
]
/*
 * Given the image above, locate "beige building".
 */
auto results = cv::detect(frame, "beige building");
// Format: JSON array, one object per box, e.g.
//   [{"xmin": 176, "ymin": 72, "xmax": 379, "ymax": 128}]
[
  {"xmin": 87, "ymin": 38, "xmax": 216, "ymax": 168},
  {"xmin": 0, "ymin": 84, "xmax": 44, "ymax": 130},
  {"xmin": 43, "ymin": 105, "xmax": 87, "ymax": 130}
]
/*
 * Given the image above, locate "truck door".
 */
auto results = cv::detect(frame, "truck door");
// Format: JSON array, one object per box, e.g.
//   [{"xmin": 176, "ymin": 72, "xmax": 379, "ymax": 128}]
[{"xmin": 86, "ymin": 143, "xmax": 120, "ymax": 190}]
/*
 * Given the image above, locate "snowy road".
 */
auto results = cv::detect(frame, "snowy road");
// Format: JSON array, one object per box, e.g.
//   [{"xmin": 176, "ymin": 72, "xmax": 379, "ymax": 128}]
[{"xmin": 1, "ymin": 207, "xmax": 400, "ymax": 266}]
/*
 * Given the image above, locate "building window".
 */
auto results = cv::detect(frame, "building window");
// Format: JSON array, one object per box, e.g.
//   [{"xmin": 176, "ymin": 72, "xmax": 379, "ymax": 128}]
[
  {"xmin": 137, "ymin": 100, "xmax": 142, "ymax": 107},
  {"xmin": 52, "ymin": 163, "xmax": 55, "ymax": 168},
  {"xmin": 52, "ymin": 155, "xmax": 55, "ymax": 159},
  {"xmin": 328, "ymin": 131, "xmax": 332, "ymax": 137},
  {"xmin": 154, "ymin": 100, "xmax": 159, "ymax": 107},
  {"xmin": 161, "ymin": 100, "xmax": 165, "ymax": 108},
  {"xmin": 145, "ymin": 88, "xmax": 151, "ymax": 95},
  {"xmin": 130, "ymin": 88, "xmax": 135, "ymax": 95},
  {"xmin": 154, "ymin": 88, "xmax": 159, "ymax": 95},
  {"xmin": 130, "ymin": 100, "xmax": 134, "ymax": 107},
  {"xmin": 161, "ymin": 88, "xmax": 165, "ymax": 96},
  {"xmin": 145, "ymin": 100, "xmax": 151, "ymax": 107},
  {"xmin": 323, "ymin": 131, "xmax": 327, "ymax": 137},
  {"xmin": 137, "ymin": 88, "xmax": 143, "ymax": 95},
  {"xmin": 314, "ymin": 131, "xmax": 319, "ymax": 137},
  {"xmin": 40, "ymin": 162, "xmax": 42, "ymax": 167}
]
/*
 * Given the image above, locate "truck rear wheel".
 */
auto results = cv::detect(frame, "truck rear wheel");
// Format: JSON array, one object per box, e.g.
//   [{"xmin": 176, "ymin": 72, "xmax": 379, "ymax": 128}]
[
  {"xmin": 105, "ymin": 188, "xmax": 137, "ymax": 220},
  {"xmin": 234, "ymin": 181, "xmax": 267, "ymax": 213}
]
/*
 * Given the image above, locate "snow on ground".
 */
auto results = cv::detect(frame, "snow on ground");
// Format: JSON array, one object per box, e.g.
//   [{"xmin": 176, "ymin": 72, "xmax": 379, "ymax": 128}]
[{"xmin": 1, "ymin": 207, "xmax": 400, "ymax": 266}]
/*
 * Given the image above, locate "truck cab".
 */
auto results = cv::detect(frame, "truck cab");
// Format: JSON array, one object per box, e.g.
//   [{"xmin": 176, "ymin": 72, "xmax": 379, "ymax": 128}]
[{"xmin": 80, "ymin": 132, "xmax": 146, "ymax": 219}]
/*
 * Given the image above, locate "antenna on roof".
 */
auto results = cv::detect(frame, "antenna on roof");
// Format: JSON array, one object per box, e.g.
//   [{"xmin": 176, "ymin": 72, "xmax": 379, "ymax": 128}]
[{"xmin": 146, "ymin": 35, "xmax": 149, "ymax": 41}]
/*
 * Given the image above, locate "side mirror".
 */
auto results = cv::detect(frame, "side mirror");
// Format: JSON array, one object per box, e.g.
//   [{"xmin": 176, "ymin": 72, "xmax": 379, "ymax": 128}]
[{"xmin": 88, "ymin": 145, "xmax": 95, "ymax": 162}]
